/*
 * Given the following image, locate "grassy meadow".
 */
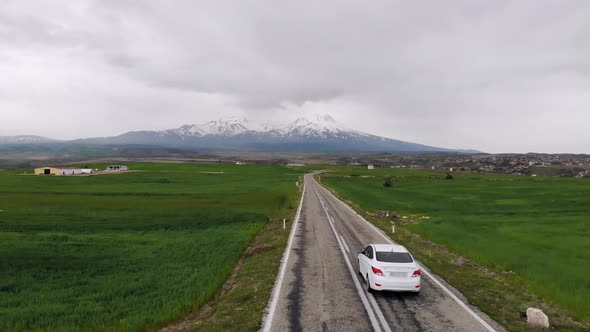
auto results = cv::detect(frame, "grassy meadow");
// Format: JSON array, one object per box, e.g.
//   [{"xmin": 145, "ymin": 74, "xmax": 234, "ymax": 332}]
[
  {"xmin": 320, "ymin": 167, "xmax": 590, "ymax": 324},
  {"xmin": 0, "ymin": 163, "xmax": 303, "ymax": 331}
]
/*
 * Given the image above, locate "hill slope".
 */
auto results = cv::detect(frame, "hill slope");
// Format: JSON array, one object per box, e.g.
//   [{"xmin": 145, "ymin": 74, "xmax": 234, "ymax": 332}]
[{"xmin": 72, "ymin": 114, "xmax": 477, "ymax": 153}]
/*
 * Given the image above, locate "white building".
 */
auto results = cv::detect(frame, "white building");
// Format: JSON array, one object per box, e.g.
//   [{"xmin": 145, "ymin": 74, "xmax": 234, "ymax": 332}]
[
  {"xmin": 81, "ymin": 169, "xmax": 93, "ymax": 174},
  {"xmin": 35, "ymin": 166, "xmax": 82, "ymax": 176},
  {"xmin": 367, "ymin": 164, "xmax": 374, "ymax": 170},
  {"xmin": 58, "ymin": 167, "xmax": 82, "ymax": 176},
  {"xmin": 105, "ymin": 165, "xmax": 128, "ymax": 172}
]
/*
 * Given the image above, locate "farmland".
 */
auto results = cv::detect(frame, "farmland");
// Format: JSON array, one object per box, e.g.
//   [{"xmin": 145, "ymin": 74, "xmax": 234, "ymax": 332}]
[
  {"xmin": 0, "ymin": 163, "xmax": 303, "ymax": 331},
  {"xmin": 320, "ymin": 167, "xmax": 590, "ymax": 326}
]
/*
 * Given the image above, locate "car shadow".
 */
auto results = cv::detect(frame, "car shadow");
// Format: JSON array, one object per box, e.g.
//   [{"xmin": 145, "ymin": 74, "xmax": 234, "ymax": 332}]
[{"xmin": 373, "ymin": 290, "xmax": 420, "ymax": 301}]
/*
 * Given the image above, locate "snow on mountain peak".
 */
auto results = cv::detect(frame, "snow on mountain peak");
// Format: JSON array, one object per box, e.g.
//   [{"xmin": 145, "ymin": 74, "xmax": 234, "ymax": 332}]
[
  {"xmin": 281, "ymin": 113, "xmax": 352, "ymax": 137},
  {"xmin": 167, "ymin": 116, "xmax": 253, "ymax": 137},
  {"xmin": 200, "ymin": 116, "xmax": 252, "ymax": 136},
  {"xmin": 0, "ymin": 135, "xmax": 56, "ymax": 143},
  {"xmin": 163, "ymin": 113, "xmax": 365, "ymax": 139},
  {"xmin": 315, "ymin": 114, "xmax": 336, "ymax": 123}
]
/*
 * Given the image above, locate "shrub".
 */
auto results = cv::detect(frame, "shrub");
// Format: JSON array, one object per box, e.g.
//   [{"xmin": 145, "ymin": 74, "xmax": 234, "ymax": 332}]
[{"xmin": 383, "ymin": 176, "xmax": 393, "ymax": 187}]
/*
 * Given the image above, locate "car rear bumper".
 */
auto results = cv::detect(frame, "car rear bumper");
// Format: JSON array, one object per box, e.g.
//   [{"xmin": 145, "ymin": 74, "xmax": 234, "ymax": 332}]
[{"xmin": 371, "ymin": 276, "xmax": 421, "ymax": 292}]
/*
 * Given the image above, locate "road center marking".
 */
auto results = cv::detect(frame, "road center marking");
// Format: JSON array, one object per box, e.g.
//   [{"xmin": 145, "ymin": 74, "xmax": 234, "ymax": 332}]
[{"xmin": 340, "ymin": 235, "xmax": 351, "ymax": 254}]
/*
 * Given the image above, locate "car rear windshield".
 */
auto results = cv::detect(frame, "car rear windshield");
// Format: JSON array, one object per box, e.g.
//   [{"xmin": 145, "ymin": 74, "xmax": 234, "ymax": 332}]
[{"xmin": 375, "ymin": 251, "xmax": 413, "ymax": 263}]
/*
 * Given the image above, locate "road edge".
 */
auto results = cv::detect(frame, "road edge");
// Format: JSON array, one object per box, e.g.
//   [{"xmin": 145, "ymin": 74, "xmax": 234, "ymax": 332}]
[{"xmin": 260, "ymin": 178, "xmax": 306, "ymax": 332}]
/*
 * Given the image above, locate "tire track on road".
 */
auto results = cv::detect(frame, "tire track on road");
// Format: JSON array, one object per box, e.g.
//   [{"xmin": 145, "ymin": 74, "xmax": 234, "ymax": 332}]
[{"xmin": 286, "ymin": 213, "xmax": 306, "ymax": 331}]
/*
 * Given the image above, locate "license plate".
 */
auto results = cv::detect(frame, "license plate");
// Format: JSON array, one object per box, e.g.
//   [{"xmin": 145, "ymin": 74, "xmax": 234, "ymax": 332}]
[{"xmin": 389, "ymin": 272, "xmax": 406, "ymax": 278}]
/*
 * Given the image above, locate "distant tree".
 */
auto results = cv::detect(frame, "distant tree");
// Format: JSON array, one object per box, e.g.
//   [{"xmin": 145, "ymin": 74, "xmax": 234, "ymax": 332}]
[
  {"xmin": 383, "ymin": 176, "xmax": 394, "ymax": 187},
  {"xmin": 445, "ymin": 173, "xmax": 454, "ymax": 180}
]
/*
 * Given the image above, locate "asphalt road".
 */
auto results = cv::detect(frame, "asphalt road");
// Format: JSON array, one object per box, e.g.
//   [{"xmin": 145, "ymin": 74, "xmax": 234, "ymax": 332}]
[{"xmin": 263, "ymin": 174, "xmax": 505, "ymax": 332}]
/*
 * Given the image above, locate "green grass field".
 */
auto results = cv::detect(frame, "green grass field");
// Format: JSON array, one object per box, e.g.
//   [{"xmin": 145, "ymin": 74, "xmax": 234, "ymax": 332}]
[
  {"xmin": 0, "ymin": 163, "xmax": 303, "ymax": 331},
  {"xmin": 320, "ymin": 167, "xmax": 590, "ymax": 324}
]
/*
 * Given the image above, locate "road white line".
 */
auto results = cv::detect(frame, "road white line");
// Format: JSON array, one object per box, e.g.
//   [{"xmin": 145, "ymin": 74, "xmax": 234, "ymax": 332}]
[
  {"xmin": 416, "ymin": 265, "xmax": 497, "ymax": 332},
  {"xmin": 261, "ymin": 180, "xmax": 306, "ymax": 332},
  {"xmin": 340, "ymin": 235, "xmax": 351, "ymax": 254},
  {"xmin": 315, "ymin": 188, "xmax": 390, "ymax": 332},
  {"xmin": 314, "ymin": 179, "xmax": 497, "ymax": 332},
  {"xmin": 367, "ymin": 293, "xmax": 392, "ymax": 332}
]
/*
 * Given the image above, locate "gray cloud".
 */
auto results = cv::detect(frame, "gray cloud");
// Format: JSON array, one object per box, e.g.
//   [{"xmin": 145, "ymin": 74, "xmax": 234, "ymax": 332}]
[{"xmin": 0, "ymin": 0, "xmax": 589, "ymax": 152}]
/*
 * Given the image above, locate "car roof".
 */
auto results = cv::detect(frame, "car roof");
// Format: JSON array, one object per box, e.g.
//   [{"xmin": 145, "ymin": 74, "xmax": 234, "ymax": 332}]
[{"xmin": 371, "ymin": 243, "xmax": 409, "ymax": 253}]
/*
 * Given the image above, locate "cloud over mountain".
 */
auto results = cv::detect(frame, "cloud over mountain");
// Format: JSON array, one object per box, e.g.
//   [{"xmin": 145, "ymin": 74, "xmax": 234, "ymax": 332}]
[{"xmin": 1, "ymin": 1, "xmax": 589, "ymax": 153}]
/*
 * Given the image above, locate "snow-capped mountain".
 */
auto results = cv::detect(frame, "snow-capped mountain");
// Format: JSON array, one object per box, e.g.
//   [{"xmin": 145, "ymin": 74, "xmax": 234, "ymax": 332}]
[
  {"xmin": 159, "ymin": 114, "xmax": 356, "ymax": 138},
  {"xmin": 70, "ymin": 114, "xmax": 476, "ymax": 153},
  {"xmin": 0, "ymin": 135, "xmax": 57, "ymax": 144},
  {"xmin": 279, "ymin": 114, "xmax": 362, "ymax": 138},
  {"xmin": 163, "ymin": 116, "xmax": 254, "ymax": 138},
  {"xmin": 156, "ymin": 114, "xmax": 364, "ymax": 139}
]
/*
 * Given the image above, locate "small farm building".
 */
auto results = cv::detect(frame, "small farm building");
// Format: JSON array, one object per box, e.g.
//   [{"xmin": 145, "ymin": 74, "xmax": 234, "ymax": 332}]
[
  {"xmin": 105, "ymin": 165, "xmax": 128, "ymax": 172},
  {"xmin": 368, "ymin": 164, "xmax": 375, "ymax": 170},
  {"xmin": 34, "ymin": 166, "xmax": 82, "ymax": 176}
]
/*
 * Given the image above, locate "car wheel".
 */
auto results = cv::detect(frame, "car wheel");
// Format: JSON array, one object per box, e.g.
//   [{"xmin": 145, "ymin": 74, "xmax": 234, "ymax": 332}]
[{"xmin": 366, "ymin": 274, "xmax": 373, "ymax": 293}]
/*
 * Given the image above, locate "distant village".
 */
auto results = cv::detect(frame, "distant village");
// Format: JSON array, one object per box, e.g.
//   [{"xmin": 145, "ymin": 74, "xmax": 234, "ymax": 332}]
[
  {"xmin": 25, "ymin": 153, "xmax": 590, "ymax": 179},
  {"xmin": 362, "ymin": 154, "xmax": 590, "ymax": 178}
]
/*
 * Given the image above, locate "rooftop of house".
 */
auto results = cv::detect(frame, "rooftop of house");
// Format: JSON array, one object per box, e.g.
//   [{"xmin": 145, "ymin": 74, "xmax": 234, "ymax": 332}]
[{"xmin": 40, "ymin": 166, "xmax": 80, "ymax": 169}]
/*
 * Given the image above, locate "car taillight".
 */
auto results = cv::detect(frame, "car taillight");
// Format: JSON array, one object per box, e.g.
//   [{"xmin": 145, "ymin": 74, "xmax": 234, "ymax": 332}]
[
  {"xmin": 371, "ymin": 266, "xmax": 384, "ymax": 276},
  {"xmin": 411, "ymin": 269, "xmax": 421, "ymax": 278}
]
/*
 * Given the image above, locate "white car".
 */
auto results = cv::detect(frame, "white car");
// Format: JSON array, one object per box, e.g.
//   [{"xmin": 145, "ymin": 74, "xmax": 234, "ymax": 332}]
[{"xmin": 358, "ymin": 243, "xmax": 421, "ymax": 293}]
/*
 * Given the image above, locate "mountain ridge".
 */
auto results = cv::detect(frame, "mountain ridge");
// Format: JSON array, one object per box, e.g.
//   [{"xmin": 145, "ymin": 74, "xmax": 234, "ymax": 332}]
[
  {"xmin": 1, "ymin": 114, "xmax": 479, "ymax": 153},
  {"xmin": 0, "ymin": 135, "xmax": 57, "ymax": 144}
]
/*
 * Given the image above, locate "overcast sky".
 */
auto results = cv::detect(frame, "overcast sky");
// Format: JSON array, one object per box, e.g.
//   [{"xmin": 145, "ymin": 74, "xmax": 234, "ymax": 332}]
[{"xmin": 1, "ymin": 1, "xmax": 589, "ymax": 153}]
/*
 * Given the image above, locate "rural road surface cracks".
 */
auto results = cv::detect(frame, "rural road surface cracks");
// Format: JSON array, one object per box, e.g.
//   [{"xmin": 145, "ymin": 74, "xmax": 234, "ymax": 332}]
[{"xmin": 263, "ymin": 174, "xmax": 505, "ymax": 332}]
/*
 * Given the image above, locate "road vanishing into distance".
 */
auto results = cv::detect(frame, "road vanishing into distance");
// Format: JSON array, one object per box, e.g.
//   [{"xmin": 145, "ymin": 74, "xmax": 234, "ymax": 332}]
[{"xmin": 263, "ymin": 174, "xmax": 505, "ymax": 332}]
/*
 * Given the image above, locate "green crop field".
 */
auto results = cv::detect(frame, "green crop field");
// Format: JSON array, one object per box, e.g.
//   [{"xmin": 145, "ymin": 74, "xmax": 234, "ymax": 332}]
[
  {"xmin": 320, "ymin": 167, "xmax": 590, "ymax": 324},
  {"xmin": 0, "ymin": 163, "xmax": 303, "ymax": 331}
]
